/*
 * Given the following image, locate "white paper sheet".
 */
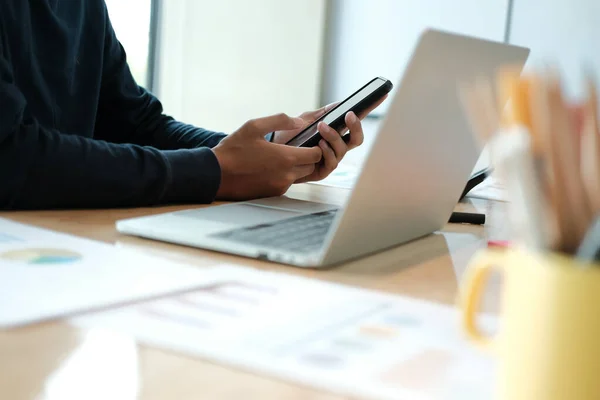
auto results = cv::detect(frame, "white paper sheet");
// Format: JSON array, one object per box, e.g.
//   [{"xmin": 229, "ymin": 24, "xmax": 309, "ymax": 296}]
[
  {"xmin": 73, "ymin": 265, "xmax": 497, "ymax": 400},
  {"xmin": 0, "ymin": 218, "xmax": 218, "ymax": 328},
  {"xmin": 309, "ymin": 162, "xmax": 506, "ymax": 204}
]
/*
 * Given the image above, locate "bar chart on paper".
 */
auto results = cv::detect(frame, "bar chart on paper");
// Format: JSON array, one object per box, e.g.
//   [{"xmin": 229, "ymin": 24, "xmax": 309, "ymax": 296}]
[
  {"xmin": 74, "ymin": 265, "xmax": 498, "ymax": 400},
  {"xmin": 136, "ymin": 280, "xmax": 280, "ymax": 331}
]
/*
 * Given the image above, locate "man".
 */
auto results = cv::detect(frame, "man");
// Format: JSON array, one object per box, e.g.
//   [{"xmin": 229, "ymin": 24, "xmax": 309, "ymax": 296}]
[{"xmin": 0, "ymin": 0, "xmax": 384, "ymax": 210}]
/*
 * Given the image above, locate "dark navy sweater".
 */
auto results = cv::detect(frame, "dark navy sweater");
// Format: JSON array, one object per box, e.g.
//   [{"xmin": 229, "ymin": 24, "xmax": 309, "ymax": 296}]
[{"xmin": 0, "ymin": 0, "xmax": 226, "ymax": 209}]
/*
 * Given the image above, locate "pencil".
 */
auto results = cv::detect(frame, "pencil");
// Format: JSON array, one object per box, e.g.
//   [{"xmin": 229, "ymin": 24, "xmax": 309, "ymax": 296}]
[
  {"xmin": 528, "ymin": 75, "xmax": 561, "ymax": 249},
  {"xmin": 580, "ymin": 74, "xmax": 600, "ymax": 214},
  {"xmin": 458, "ymin": 66, "xmax": 600, "ymax": 256},
  {"xmin": 494, "ymin": 71, "xmax": 549, "ymax": 249},
  {"xmin": 546, "ymin": 72, "xmax": 592, "ymax": 251}
]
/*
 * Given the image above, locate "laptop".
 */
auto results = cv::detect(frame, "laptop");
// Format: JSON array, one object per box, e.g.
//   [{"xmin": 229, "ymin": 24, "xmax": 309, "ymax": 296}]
[{"xmin": 116, "ymin": 29, "xmax": 529, "ymax": 268}]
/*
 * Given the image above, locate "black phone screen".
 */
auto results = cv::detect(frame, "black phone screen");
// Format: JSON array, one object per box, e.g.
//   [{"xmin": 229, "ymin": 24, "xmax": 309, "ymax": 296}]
[{"xmin": 286, "ymin": 78, "xmax": 389, "ymax": 147}]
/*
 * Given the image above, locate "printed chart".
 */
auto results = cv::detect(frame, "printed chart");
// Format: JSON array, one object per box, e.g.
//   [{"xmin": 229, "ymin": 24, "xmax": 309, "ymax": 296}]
[
  {"xmin": 0, "ymin": 218, "xmax": 220, "ymax": 328},
  {"xmin": 0, "ymin": 233, "xmax": 22, "ymax": 243},
  {"xmin": 1, "ymin": 248, "xmax": 82, "ymax": 264},
  {"xmin": 74, "ymin": 266, "xmax": 497, "ymax": 400}
]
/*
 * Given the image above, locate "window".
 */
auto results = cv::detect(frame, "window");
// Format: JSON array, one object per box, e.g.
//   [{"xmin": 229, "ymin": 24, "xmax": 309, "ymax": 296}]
[
  {"xmin": 104, "ymin": 0, "xmax": 155, "ymax": 88},
  {"xmin": 155, "ymin": 1, "xmax": 326, "ymax": 133}
]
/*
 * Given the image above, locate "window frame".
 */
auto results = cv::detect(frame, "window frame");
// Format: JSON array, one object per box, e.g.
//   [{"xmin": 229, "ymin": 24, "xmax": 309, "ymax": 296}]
[{"xmin": 146, "ymin": 0, "xmax": 161, "ymax": 91}]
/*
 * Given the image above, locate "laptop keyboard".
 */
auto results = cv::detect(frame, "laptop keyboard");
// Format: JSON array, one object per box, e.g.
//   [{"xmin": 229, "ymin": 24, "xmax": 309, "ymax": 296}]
[{"xmin": 211, "ymin": 209, "xmax": 338, "ymax": 254}]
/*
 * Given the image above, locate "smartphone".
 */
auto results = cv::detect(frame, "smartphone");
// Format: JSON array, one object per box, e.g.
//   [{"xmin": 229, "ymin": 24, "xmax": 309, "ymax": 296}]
[{"xmin": 285, "ymin": 77, "xmax": 393, "ymax": 147}]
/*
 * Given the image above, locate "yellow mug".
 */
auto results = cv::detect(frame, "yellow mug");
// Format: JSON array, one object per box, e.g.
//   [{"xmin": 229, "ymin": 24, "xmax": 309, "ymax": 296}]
[{"xmin": 459, "ymin": 248, "xmax": 600, "ymax": 400}]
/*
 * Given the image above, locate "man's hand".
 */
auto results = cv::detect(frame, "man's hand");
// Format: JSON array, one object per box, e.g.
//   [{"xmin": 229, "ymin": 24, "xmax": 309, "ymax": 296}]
[
  {"xmin": 272, "ymin": 95, "xmax": 388, "ymax": 182},
  {"xmin": 212, "ymin": 113, "xmax": 323, "ymax": 200}
]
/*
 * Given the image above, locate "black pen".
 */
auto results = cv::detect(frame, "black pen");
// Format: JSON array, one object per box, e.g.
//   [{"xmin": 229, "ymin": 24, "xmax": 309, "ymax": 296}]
[{"xmin": 448, "ymin": 211, "xmax": 486, "ymax": 225}]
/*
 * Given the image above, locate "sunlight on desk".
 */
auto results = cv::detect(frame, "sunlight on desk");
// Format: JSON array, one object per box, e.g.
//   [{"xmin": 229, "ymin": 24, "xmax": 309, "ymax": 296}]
[{"xmin": 40, "ymin": 330, "xmax": 139, "ymax": 400}]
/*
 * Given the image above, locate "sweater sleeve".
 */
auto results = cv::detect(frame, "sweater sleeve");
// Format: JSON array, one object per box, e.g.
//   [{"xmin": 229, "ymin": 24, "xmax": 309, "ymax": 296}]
[
  {"xmin": 94, "ymin": 6, "xmax": 226, "ymax": 150},
  {"xmin": 0, "ymin": 47, "xmax": 221, "ymax": 210}
]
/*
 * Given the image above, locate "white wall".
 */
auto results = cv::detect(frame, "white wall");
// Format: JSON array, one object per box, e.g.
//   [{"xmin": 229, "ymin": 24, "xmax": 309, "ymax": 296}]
[
  {"xmin": 509, "ymin": 0, "xmax": 600, "ymax": 101},
  {"xmin": 155, "ymin": 0, "xmax": 600, "ymax": 134},
  {"xmin": 155, "ymin": 0, "xmax": 327, "ymax": 134},
  {"xmin": 321, "ymin": 0, "xmax": 509, "ymax": 114}
]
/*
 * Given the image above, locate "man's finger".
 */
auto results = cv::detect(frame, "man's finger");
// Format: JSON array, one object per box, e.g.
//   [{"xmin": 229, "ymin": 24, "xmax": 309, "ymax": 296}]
[
  {"xmin": 323, "ymin": 101, "xmax": 339, "ymax": 113},
  {"xmin": 243, "ymin": 113, "xmax": 305, "ymax": 136},
  {"xmin": 283, "ymin": 145, "xmax": 323, "ymax": 165},
  {"xmin": 327, "ymin": 95, "xmax": 381, "ymax": 136},
  {"xmin": 299, "ymin": 102, "xmax": 340, "ymax": 122},
  {"xmin": 292, "ymin": 164, "xmax": 316, "ymax": 180},
  {"xmin": 318, "ymin": 121, "xmax": 347, "ymax": 160},
  {"xmin": 569, "ymin": 104, "xmax": 586, "ymax": 136},
  {"xmin": 319, "ymin": 139, "xmax": 338, "ymax": 177},
  {"xmin": 356, "ymin": 94, "xmax": 388, "ymax": 120},
  {"xmin": 345, "ymin": 112, "xmax": 364, "ymax": 149}
]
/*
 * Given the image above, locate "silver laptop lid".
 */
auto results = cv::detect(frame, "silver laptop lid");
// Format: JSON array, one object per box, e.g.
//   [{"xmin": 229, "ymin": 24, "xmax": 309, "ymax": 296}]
[{"xmin": 318, "ymin": 29, "xmax": 529, "ymax": 265}]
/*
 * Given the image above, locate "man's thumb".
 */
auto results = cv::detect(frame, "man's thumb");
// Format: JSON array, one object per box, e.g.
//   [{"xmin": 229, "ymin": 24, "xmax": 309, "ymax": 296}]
[{"xmin": 243, "ymin": 113, "xmax": 305, "ymax": 136}]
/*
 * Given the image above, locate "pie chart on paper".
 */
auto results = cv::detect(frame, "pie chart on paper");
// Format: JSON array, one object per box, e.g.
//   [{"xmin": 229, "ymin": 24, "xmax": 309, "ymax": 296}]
[{"xmin": 0, "ymin": 248, "xmax": 82, "ymax": 265}]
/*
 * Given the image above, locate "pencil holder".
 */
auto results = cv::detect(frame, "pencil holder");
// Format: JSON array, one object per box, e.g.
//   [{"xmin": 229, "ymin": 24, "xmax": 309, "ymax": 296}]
[{"xmin": 458, "ymin": 248, "xmax": 600, "ymax": 400}]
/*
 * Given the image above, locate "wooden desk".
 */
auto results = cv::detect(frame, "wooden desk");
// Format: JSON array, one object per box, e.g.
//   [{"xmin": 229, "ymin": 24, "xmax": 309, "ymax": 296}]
[{"xmin": 0, "ymin": 184, "xmax": 508, "ymax": 400}]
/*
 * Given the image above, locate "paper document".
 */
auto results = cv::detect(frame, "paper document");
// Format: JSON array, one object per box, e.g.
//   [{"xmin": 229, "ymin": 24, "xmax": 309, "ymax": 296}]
[
  {"xmin": 73, "ymin": 265, "xmax": 496, "ymax": 400},
  {"xmin": 309, "ymin": 162, "xmax": 507, "ymax": 205},
  {"xmin": 0, "ymin": 218, "xmax": 218, "ymax": 328}
]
